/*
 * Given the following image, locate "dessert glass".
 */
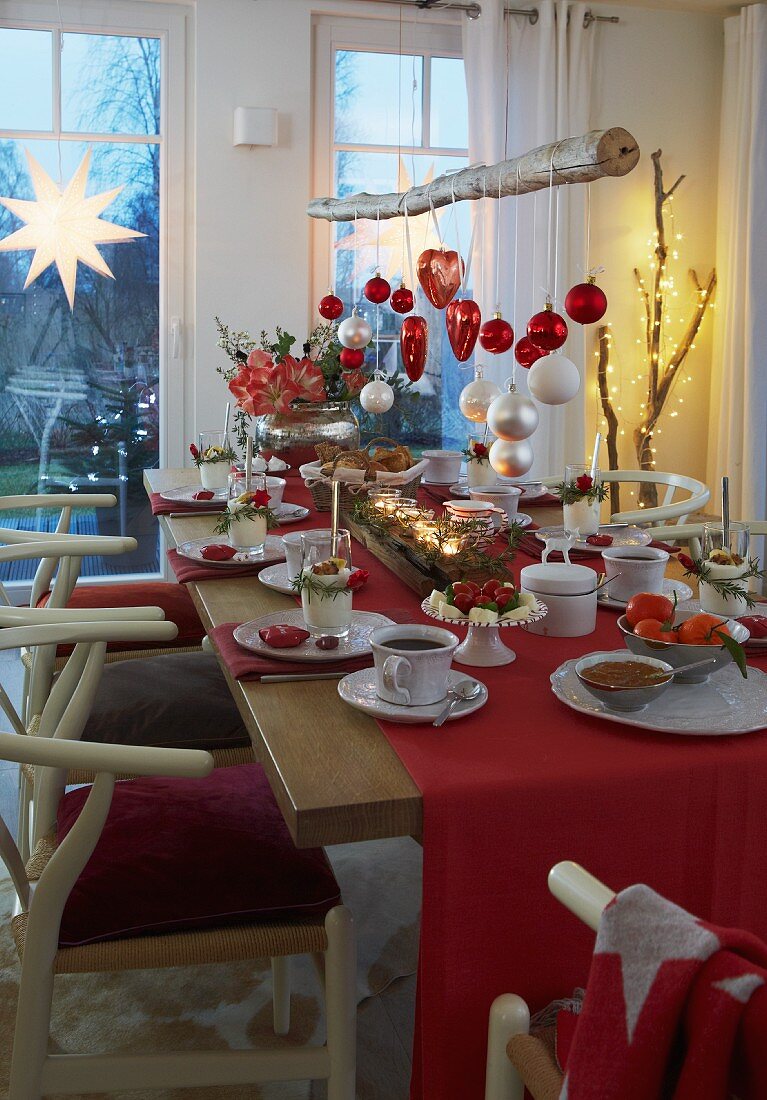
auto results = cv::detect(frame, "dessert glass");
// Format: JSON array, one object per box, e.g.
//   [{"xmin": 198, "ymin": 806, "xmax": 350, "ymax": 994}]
[
  {"xmin": 563, "ymin": 464, "xmax": 601, "ymax": 538},
  {"xmin": 226, "ymin": 474, "xmax": 268, "ymax": 555},
  {"xmin": 699, "ymin": 521, "xmax": 751, "ymax": 617},
  {"xmin": 299, "ymin": 530, "xmax": 354, "ymax": 638}
]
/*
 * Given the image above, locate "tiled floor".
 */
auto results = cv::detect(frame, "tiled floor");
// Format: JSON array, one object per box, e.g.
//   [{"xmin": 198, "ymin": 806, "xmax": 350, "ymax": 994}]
[{"xmin": 0, "ymin": 649, "xmax": 22, "ymax": 838}]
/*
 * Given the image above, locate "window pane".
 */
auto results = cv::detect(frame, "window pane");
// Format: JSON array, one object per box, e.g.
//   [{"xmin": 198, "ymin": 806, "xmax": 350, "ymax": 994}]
[
  {"xmin": 335, "ymin": 50, "xmax": 423, "ymax": 147},
  {"xmin": 62, "ymin": 33, "xmax": 161, "ymax": 135},
  {"xmin": 0, "ymin": 29, "xmax": 52, "ymax": 130},
  {"xmin": 430, "ymin": 57, "xmax": 468, "ymax": 149},
  {"xmin": 0, "ymin": 137, "xmax": 160, "ymax": 580}
]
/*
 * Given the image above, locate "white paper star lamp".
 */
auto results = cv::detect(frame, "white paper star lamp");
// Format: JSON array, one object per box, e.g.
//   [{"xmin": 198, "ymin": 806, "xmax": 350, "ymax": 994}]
[{"xmin": 0, "ymin": 148, "xmax": 146, "ymax": 310}]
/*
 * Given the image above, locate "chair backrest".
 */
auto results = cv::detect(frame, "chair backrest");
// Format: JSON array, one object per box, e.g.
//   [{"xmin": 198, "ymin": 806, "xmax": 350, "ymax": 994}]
[
  {"xmin": 541, "ymin": 470, "xmax": 711, "ymax": 526},
  {"xmin": 547, "ymin": 861, "xmax": 615, "ymax": 932},
  {"xmin": 647, "ymin": 520, "xmax": 767, "ymax": 559}
]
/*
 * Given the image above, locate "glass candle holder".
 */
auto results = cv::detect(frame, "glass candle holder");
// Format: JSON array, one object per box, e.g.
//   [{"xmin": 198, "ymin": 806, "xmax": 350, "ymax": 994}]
[
  {"xmin": 700, "ymin": 521, "xmax": 751, "ymax": 617},
  {"xmin": 369, "ymin": 487, "xmax": 402, "ymax": 516},
  {"xmin": 394, "ymin": 497, "xmax": 421, "ymax": 521},
  {"xmin": 299, "ymin": 529, "xmax": 354, "ymax": 638},
  {"xmin": 563, "ymin": 464, "xmax": 601, "ymax": 538}
]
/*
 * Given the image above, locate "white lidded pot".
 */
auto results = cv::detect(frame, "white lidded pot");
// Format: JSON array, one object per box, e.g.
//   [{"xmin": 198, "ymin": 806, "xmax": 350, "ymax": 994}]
[{"xmin": 520, "ymin": 541, "xmax": 598, "ymax": 637}]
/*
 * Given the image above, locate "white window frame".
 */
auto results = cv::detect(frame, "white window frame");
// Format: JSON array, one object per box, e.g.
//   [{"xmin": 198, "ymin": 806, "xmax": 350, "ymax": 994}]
[
  {"xmin": 310, "ymin": 13, "xmax": 466, "ymax": 323},
  {"xmin": 0, "ymin": 0, "xmax": 189, "ymax": 593}
]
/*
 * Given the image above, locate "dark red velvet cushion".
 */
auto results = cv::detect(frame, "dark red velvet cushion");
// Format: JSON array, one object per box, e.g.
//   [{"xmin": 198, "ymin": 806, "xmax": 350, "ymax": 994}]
[
  {"xmin": 56, "ymin": 764, "xmax": 340, "ymax": 946},
  {"xmin": 37, "ymin": 581, "xmax": 205, "ymax": 653}
]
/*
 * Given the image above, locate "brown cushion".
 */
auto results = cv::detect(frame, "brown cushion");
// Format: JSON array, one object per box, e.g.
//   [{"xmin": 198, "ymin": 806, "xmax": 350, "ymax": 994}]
[{"xmin": 82, "ymin": 653, "xmax": 250, "ymax": 751}]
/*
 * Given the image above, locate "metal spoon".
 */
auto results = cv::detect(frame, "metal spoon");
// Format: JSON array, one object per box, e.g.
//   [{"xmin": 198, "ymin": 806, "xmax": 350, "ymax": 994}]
[
  {"xmin": 432, "ymin": 679, "xmax": 482, "ymax": 727},
  {"xmin": 645, "ymin": 657, "xmax": 718, "ymax": 681}
]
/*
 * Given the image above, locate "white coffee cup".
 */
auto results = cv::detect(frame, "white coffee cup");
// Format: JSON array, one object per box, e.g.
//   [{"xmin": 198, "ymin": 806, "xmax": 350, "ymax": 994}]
[
  {"xmin": 602, "ymin": 545, "xmax": 669, "ymax": 604},
  {"xmin": 422, "ymin": 449, "xmax": 462, "ymax": 485},
  {"xmin": 370, "ymin": 624, "xmax": 458, "ymax": 706},
  {"xmin": 282, "ymin": 527, "xmax": 336, "ymax": 581},
  {"xmin": 265, "ymin": 476, "xmax": 286, "ymax": 510},
  {"xmin": 469, "ymin": 485, "xmax": 522, "ymax": 522}
]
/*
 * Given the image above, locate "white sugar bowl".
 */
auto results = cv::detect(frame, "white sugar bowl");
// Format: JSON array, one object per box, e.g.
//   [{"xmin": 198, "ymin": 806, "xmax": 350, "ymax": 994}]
[{"xmin": 520, "ymin": 551, "xmax": 598, "ymax": 637}]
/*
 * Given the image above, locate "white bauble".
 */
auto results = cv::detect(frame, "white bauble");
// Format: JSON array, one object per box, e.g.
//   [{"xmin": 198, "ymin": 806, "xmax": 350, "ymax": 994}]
[
  {"xmin": 486, "ymin": 388, "xmax": 539, "ymax": 441},
  {"xmin": 337, "ymin": 309, "xmax": 372, "ymax": 349},
  {"xmin": 458, "ymin": 370, "xmax": 501, "ymax": 423},
  {"xmin": 527, "ymin": 353, "xmax": 580, "ymax": 406},
  {"xmin": 489, "ymin": 438, "xmax": 534, "ymax": 479},
  {"xmin": 360, "ymin": 378, "xmax": 394, "ymax": 414}
]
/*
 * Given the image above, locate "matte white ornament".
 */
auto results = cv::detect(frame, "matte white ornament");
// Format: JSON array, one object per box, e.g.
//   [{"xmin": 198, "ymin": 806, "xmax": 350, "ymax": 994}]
[
  {"xmin": 458, "ymin": 365, "xmax": 501, "ymax": 423},
  {"xmin": 360, "ymin": 377, "xmax": 394, "ymax": 414},
  {"xmin": 486, "ymin": 385, "xmax": 539, "ymax": 441},
  {"xmin": 527, "ymin": 353, "xmax": 580, "ymax": 406},
  {"xmin": 489, "ymin": 438, "xmax": 534, "ymax": 479},
  {"xmin": 337, "ymin": 308, "xmax": 372, "ymax": 349}
]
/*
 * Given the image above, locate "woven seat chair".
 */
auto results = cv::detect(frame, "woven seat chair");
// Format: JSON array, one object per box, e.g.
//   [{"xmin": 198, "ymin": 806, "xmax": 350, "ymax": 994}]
[
  {"xmin": 0, "ymin": 619, "xmax": 356, "ymax": 1100},
  {"xmin": 540, "ymin": 469, "xmax": 710, "ymax": 526}
]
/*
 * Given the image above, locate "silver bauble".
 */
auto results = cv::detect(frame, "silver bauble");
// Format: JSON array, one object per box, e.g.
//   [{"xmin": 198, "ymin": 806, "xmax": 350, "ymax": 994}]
[
  {"xmin": 489, "ymin": 437, "xmax": 534, "ymax": 479},
  {"xmin": 527, "ymin": 353, "xmax": 580, "ymax": 406},
  {"xmin": 337, "ymin": 309, "xmax": 373, "ymax": 349},
  {"xmin": 486, "ymin": 388, "xmax": 539, "ymax": 441},
  {"xmin": 360, "ymin": 378, "xmax": 395, "ymax": 414},
  {"xmin": 458, "ymin": 369, "xmax": 501, "ymax": 423}
]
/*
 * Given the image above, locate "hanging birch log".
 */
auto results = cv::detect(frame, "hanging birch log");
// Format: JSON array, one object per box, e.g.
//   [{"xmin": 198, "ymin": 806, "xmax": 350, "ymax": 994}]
[{"xmin": 307, "ymin": 127, "xmax": 639, "ymax": 221}]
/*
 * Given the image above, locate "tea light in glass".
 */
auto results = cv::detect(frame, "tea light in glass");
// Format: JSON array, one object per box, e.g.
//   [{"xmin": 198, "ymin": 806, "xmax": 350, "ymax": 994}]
[
  {"xmin": 395, "ymin": 497, "xmax": 421, "ymax": 521},
  {"xmin": 369, "ymin": 487, "xmax": 402, "ymax": 515}
]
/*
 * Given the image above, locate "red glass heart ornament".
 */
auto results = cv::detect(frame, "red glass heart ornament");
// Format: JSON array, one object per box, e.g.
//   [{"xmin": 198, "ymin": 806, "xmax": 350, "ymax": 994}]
[
  {"xmin": 200, "ymin": 544, "xmax": 238, "ymax": 561},
  {"xmin": 339, "ymin": 347, "xmax": 365, "ymax": 370},
  {"xmin": 446, "ymin": 298, "xmax": 481, "ymax": 362},
  {"xmin": 400, "ymin": 315, "xmax": 428, "ymax": 381},
  {"xmin": 564, "ymin": 279, "xmax": 608, "ymax": 325},
  {"xmin": 416, "ymin": 248, "xmax": 463, "ymax": 309},
  {"xmin": 514, "ymin": 336, "xmax": 545, "ymax": 369},
  {"xmin": 390, "ymin": 285, "xmax": 414, "ymax": 314},
  {"xmin": 363, "ymin": 273, "xmax": 391, "ymax": 305},
  {"xmin": 258, "ymin": 624, "xmax": 311, "ymax": 649},
  {"xmin": 527, "ymin": 305, "xmax": 568, "ymax": 351},
  {"xmin": 479, "ymin": 312, "xmax": 514, "ymax": 354},
  {"xmin": 318, "ymin": 293, "xmax": 343, "ymax": 320}
]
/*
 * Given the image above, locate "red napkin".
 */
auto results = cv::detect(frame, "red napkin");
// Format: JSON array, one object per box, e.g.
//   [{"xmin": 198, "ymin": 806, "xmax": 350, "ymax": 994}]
[
  {"xmin": 167, "ymin": 549, "xmax": 275, "ymax": 583},
  {"xmin": 200, "ymin": 544, "xmax": 237, "ymax": 561},
  {"xmin": 211, "ymin": 607, "xmax": 416, "ymax": 680},
  {"xmin": 150, "ymin": 491, "xmax": 226, "ymax": 517}
]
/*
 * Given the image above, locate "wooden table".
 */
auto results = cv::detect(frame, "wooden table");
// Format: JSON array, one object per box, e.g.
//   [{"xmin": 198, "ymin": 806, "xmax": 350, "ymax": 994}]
[{"xmin": 144, "ymin": 468, "xmax": 694, "ymax": 850}]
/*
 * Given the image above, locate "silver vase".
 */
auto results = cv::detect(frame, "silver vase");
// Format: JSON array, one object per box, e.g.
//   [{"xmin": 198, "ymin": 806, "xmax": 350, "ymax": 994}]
[{"xmin": 253, "ymin": 401, "xmax": 360, "ymax": 468}]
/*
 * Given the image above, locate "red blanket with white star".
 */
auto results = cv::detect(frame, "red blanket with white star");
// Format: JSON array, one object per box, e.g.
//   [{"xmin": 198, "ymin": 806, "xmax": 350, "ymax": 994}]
[{"xmin": 559, "ymin": 885, "xmax": 767, "ymax": 1099}]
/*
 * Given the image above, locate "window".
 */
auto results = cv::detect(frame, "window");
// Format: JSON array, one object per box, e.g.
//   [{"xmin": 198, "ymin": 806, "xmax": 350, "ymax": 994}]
[
  {"xmin": 313, "ymin": 17, "xmax": 471, "ymax": 450},
  {"xmin": 0, "ymin": 4, "xmax": 186, "ymax": 587}
]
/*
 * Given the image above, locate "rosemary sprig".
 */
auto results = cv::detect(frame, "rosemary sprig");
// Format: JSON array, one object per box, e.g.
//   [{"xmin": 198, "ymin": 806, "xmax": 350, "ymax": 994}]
[
  {"xmin": 214, "ymin": 504, "xmax": 279, "ymax": 536},
  {"xmin": 291, "ymin": 572, "xmax": 352, "ymax": 601},
  {"xmin": 555, "ymin": 481, "xmax": 609, "ymax": 506},
  {"xmin": 684, "ymin": 557, "xmax": 767, "ymax": 611},
  {"xmin": 191, "ymin": 445, "xmax": 236, "ymax": 469}
]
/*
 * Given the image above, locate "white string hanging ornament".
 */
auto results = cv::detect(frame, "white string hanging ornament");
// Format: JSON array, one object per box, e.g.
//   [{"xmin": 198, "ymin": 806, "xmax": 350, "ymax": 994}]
[
  {"xmin": 399, "ymin": 198, "xmax": 428, "ymax": 382},
  {"xmin": 360, "ymin": 301, "xmax": 395, "ymax": 414},
  {"xmin": 391, "ymin": 198, "xmax": 415, "ymax": 314},
  {"xmin": 515, "ymin": 187, "xmax": 545, "ymax": 370},
  {"xmin": 527, "ymin": 142, "xmax": 568, "ymax": 352},
  {"xmin": 318, "ymin": 206, "xmax": 344, "ymax": 320},
  {"xmin": 338, "ymin": 202, "xmax": 373, "ymax": 350},
  {"xmin": 459, "ymin": 179, "xmax": 501, "ymax": 421},
  {"xmin": 479, "ymin": 170, "xmax": 514, "ymax": 355},
  {"xmin": 363, "ymin": 205, "xmax": 391, "ymax": 305},
  {"xmin": 416, "ymin": 177, "xmax": 463, "ymax": 310},
  {"xmin": 564, "ymin": 184, "xmax": 608, "ymax": 324},
  {"xmin": 445, "ymin": 174, "xmax": 481, "ymax": 363}
]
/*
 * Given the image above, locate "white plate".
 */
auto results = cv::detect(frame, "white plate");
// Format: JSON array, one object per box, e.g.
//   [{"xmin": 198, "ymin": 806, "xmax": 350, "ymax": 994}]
[
  {"xmin": 535, "ymin": 524, "xmax": 652, "ymax": 554},
  {"xmin": 176, "ymin": 536, "xmax": 286, "ymax": 568},
  {"xmin": 420, "ymin": 596, "xmax": 548, "ymax": 630},
  {"xmin": 447, "ymin": 479, "xmax": 546, "ymax": 502},
  {"xmin": 598, "ymin": 578, "xmax": 693, "ymax": 610},
  {"xmin": 276, "ymin": 503, "xmax": 311, "ymax": 525},
  {"xmin": 551, "ymin": 653, "xmax": 767, "ymax": 735},
  {"xmin": 258, "ymin": 562, "xmax": 295, "ymax": 595},
  {"xmin": 339, "ymin": 667, "xmax": 488, "ymax": 724},
  {"xmin": 160, "ymin": 485, "xmax": 227, "ymax": 506},
  {"xmin": 233, "ymin": 609, "xmax": 394, "ymax": 664}
]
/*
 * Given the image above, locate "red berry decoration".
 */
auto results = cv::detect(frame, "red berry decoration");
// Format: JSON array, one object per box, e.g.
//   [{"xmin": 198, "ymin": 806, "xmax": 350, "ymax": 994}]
[
  {"xmin": 390, "ymin": 284, "xmax": 414, "ymax": 314},
  {"xmin": 479, "ymin": 312, "xmax": 514, "ymax": 354},
  {"xmin": 527, "ymin": 303, "xmax": 568, "ymax": 351},
  {"xmin": 514, "ymin": 336, "xmax": 545, "ymax": 369},
  {"xmin": 318, "ymin": 293, "xmax": 343, "ymax": 320},
  {"xmin": 564, "ymin": 277, "xmax": 608, "ymax": 325},
  {"xmin": 339, "ymin": 347, "xmax": 365, "ymax": 369},
  {"xmin": 363, "ymin": 272, "xmax": 391, "ymax": 305}
]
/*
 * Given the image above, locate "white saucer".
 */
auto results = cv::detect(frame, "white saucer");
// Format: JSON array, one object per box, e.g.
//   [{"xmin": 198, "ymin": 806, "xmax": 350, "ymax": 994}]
[
  {"xmin": 276, "ymin": 503, "xmax": 310, "ymax": 525},
  {"xmin": 258, "ymin": 562, "xmax": 295, "ymax": 595},
  {"xmin": 176, "ymin": 536, "xmax": 286, "ymax": 567},
  {"xmin": 338, "ymin": 667, "xmax": 488, "ymax": 724},
  {"xmin": 597, "ymin": 578, "xmax": 693, "ymax": 610},
  {"xmin": 160, "ymin": 485, "xmax": 227, "ymax": 506},
  {"xmin": 535, "ymin": 524, "xmax": 652, "ymax": 554},
  {"xmin": 234, "ymin": 610, "xmax": 393, "ymax": 663},
  {"xmin": 510, "ymin": 513, "xmax": 532, "ymax": 529},
  {"xmin": 449, "ymin": 481, "xmax": 547, "ymax": 502}
]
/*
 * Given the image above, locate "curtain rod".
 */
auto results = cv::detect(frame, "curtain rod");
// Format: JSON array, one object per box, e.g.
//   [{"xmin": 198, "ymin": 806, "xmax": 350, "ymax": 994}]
[{"xmin": 361, "ymin": 1, "xmax": 620, "ymax": 25}]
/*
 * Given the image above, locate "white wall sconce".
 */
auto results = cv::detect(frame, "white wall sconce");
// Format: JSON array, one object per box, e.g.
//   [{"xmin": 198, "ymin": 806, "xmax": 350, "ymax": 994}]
[{"xmin": 233, "ymin": 107, "xmax": 278, "ymax": 147}]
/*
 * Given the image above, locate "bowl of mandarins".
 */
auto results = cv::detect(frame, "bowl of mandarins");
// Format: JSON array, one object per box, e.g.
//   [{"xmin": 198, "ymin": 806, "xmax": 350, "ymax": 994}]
[{"xmin": 617, "ymin": 592, "xmax": 750, "ymax": 683}]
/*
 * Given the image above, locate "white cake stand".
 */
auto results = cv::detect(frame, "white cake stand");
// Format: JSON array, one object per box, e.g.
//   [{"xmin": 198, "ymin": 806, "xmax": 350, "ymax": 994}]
[{"xmin": 420, "ymin": 598, "xmax": 548, "ymax": 667}]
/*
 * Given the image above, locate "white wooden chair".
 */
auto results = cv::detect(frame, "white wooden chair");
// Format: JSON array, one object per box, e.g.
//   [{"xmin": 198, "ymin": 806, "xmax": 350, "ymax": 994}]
[
  {"xmin": 540, "ymin": 470, "xmax": 710, "ymax": 526},
  {"xmin": 646, "ymin": 519, "xmax": 767, "ymax": 559},
  {"xmin": 485, "ymin": 862, "xmax": 615, "ymax": 1100},
  {"xmin": 0, "ymin": 619, "xmax": 357, "ymax": 1100}
]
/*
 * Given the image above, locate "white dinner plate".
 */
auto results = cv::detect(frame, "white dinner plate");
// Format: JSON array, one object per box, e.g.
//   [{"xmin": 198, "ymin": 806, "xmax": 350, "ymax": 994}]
[
  {"xmin": 160, "ymin": 485, "xmax": 227, "ymax": 506},
  {"xmin": 597, "ymin": 578, "xmax": 693, "ymax": 611},
  {"xmin": 257, "ymin": 562, "xmax": 295, "ymax": 595},
  {"xmin": 447, "ymin": 480, "xmax": 547, "ymax": 502},
  {"xmin": 535, "ymin": 524, "xmax": 652, "ymax": 554},
  {"xmin": 276, "ymin": 503, "xmax": 311, "ymax": 525},
  {"xmin": 176, "ymin": 536, "xmax": 286, "ymax": 568},
  {"xmin": 339, "ymin": 667, "xmax": 488, "ymax": 724},
  {"xmin": 551, "ymin": 654, "xmax": 767, "ymax": 735},
  {"xmin": 233, "ymin": 610, "xmax": 393, "ymax": 664}
]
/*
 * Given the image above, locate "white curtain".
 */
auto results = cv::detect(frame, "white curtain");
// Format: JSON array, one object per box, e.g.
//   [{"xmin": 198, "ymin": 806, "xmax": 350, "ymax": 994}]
[
  {"xmin": 707, "ymin": 3, "xmax": 767, "ymax": 524},
  {"xmin": 463, "ymin": 0, "xmax": 594, "ymax": 478}
]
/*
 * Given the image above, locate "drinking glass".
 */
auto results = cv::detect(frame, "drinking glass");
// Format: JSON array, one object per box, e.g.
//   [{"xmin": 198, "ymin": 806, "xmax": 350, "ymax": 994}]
[
  {"xmin": 225, "ymin": 473, "xmax": 269, "ymax": 555},
  {"xmin": 700, "ymin": 521, "xmax": 751, "ymax": 616},
  {"xmin": 197, "ymin": 430, "xmax": 232, "ymax": 490},
  {"xmin": 563, "ymin": 464, "xmax": 601, "ymax": 539},
  {"xmin": 299, "ymin": 530, "xmax": 354, "ymax": 638}
]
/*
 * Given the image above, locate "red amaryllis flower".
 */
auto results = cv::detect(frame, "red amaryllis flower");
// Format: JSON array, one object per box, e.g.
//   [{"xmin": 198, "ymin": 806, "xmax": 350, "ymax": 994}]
[
  {"xmin": 473, "ymin": 442, "xmax": 489, "ymax": 458},
  {"xmin": 346, "ymin": 568, "xmax": 369, "ymax": 591},
  {"xmin": 341, "ymin": 369, "xmax": 366, "ymax": 395},
  {"xmin": 678, "ymin": 553, "xmax": 699, "ymax": 574},
  {"xmin": 576, "ymin": 474, "xmax": 593, "ymax": 493},
  {"xmin": 189, "ymin": 443, "xmax": 199, "ymax": 459},
  {"xmin": 229, "ymin": 358, "xmax": 301, "ymax": 416},
  {"xmin": 246, "ymin": 348, "xmax": 273, "ymax": 370},
  {"xmin": 252, "ymin": 489, "xmax": 271, "ymax": 508},
  {"xmin": 284, "ymin": 355, "xmax": 327, "ymax": 403}
]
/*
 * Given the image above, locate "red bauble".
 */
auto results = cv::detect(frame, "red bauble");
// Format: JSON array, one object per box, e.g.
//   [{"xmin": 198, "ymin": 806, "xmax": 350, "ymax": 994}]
[
  {"xmin": 318, "ymin": 293, "xmax": 343, "ymax": 321},
  {"xmin": 363, "ymin": 273, "xmax": 391, "ymax": 305},
  {"xmin": 416, "ymin": 248, "xmax": 463, "ymax": 309},
  {"xmin": 339, "ymin": 347, "xmax": 365, "ymax": 369},
  {"xmin": 564, "ymin": 279, "xmax": 608, "ymax": 325},
  {"xmin": 446, "ymin": 299, "xmax": 481, "ymax": 363},
  {"xmin": 400, "ymin": 315, "xmax": 428, "ymax": 381},
  {"xmin": 527, "ymin": 305, "xmax": 568, "ymax": 351},
  {"xmin": 390, "ymin": 285, "xmax": 414, "ymax": 314},
  {"xmin": 479, "ymin": 313, "xmax": 514, "ymax": 355},
  {"xmin": 514, "ymin": 336, "xmax": 545, "ymax": 369}
]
